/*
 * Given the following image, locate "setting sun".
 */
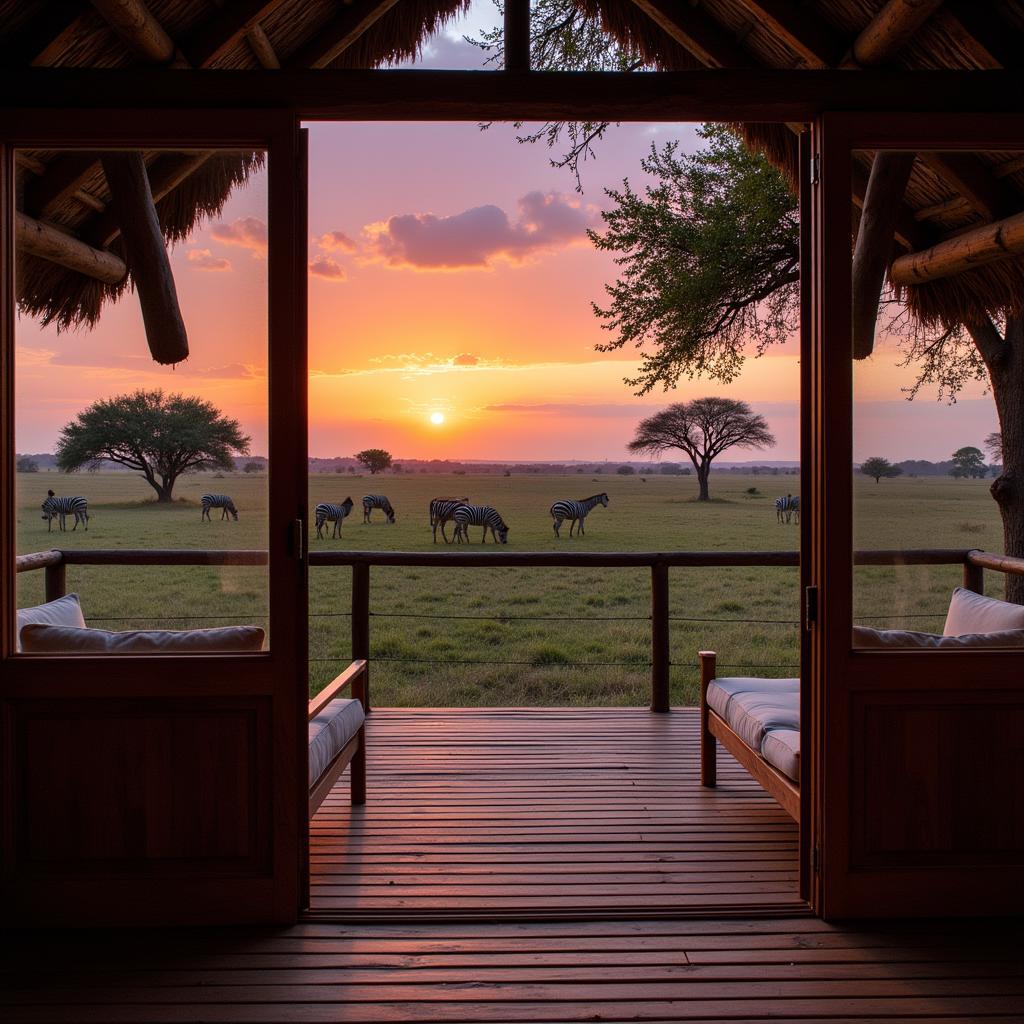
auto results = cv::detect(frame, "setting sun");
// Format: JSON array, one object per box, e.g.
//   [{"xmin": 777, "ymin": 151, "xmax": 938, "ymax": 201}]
[{"xmin": 429, "ymin": 411, "xmax": 445, "ymax": 425}]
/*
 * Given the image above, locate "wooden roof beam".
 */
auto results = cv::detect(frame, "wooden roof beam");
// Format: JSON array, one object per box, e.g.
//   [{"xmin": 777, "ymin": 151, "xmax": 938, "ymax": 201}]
[
  {"xmin": 25, "ymin": 153, "xmax": 100, "ymax": 219},
  {"xmin": 0, "ymin": 2, "xmax": 85, "ymax": 68},
  {"xmin": 505, "ymin": 0, "xmax": 530, "ymax": 72},
  {"xmin": 286, "ymin": 0, "xmax": 403, "ymax": 70},
  {"xmin": 842, "ymin": 0, "xmax": 946, "ymax": 67},
  {"xmin": 629, "ymin": 0, "xmax": 754, "ymax": 68},
  {"xmin": 180, "ymin": 0, "xmax": 287, "ymax": 69},
  {"xmin": 938, "ymin": 2, "xmax": 1018, "ymax": 70},
  {"xmin": 16, "ymin": 212, "xmax": 127, "ymax": 285},
  {"xmin": 245, "ymin": 25, "xmax": 280, "ymax": 70},
  {"xmin": 852, "ymin": 152, "xmax": 916, "ymax": 358},
  {"xmin": 890, "ymin": 208, "xmax": 1024, "ymax": 286},
  {"xmin": 850, "ymin": 163, "xmax": 925, "ymax": 251},
  {"xmin": 732, "ymin": 0, "xmax": 843, "ymax": 68},
  {"xmin": 918, "ymin": 152, "xmax": 1017, "ymax": 222},
  {"xmin": 90, "ymin": 0, "xmax": 184, "ymax": 66}
]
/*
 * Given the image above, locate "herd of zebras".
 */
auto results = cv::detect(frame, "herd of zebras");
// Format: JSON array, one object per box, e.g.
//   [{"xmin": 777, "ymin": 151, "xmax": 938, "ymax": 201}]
[{"xmin": 38, "ymin": 488, "xmax": 800, "ymax": 535}]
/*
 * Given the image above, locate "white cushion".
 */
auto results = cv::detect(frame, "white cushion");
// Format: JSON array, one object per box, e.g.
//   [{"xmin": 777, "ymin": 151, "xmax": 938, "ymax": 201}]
[
  {"xmin": 943, "ymin": 587, "xmax": 1024, "ymax": 636},
  {"xmin": 761, "ymin": 729, "xmax": 800, "ymax": 782},
  {"xmin": 706, "ymin": 677, "xmax": 800, "ymax": 751},
  {"xmin": 309, "ymin": 698, "xmax": 365, "ymax": 787},
  {"xmin": 706, "ymin": 676, "xmax": 799, "ymax": 721},
  {"xmin": 15, "ymin": 594, "xmax": 86, "ymax": 653},
  {"xmin": 854, "ymin": 625, "xmax": 1024, "ymax": 649},
  {"xmin": 19, "ymin": 623, "xmax": 265, "ymax": 654}
]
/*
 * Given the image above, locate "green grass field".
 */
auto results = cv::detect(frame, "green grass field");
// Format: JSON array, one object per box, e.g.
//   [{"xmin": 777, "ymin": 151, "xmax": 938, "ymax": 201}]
[{"xmin": 16, "ymin": 469, "xmax": 1005, "ymax": 706}]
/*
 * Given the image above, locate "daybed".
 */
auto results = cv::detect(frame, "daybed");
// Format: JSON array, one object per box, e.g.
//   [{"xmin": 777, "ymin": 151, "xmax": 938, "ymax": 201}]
[
  {"xmin": 16, "ymin": 593, "xmax": 367, "ymax": 814},
  {"xmin": 699, "ymin": 587, "xmax": 1024, "ymax": 822}
]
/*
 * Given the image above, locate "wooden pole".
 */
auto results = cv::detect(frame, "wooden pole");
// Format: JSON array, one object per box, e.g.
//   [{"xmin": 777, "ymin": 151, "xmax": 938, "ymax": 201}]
[
  {"xmin": 100, "ymin": 152, "xmax": 189, "ymax": 365},
  {"xmin": 44, "ymin": 560, "xmax": 67, "ymax": 602},
  {"xmin": 504, "ymin": 0, "xmax": 530, "ymax": 72},
  {"xmin": 351, "ymin": 563, "xmax": 371, "ymax": 713},
  {"xmin": 890, "ymin": 208, "xmax": 1024, "ymax": 286},
  {"xmin": 851, "ymin": 151, "xmax": 915, "ymax": 358},
  {"xmin": 15, "ymin": 211, "xmax": 126, "ymax": 284},
  {"xmin": 844, "ymin": 0, "xmax": 945, "ymax": 67},
  {"xmin": 962, "ymin": 554, "xmax": 985, "ymax": 595},
  {"xmin": 699, "ymin": 650, "xmax": 717, "ymax": 787},
  {"xmin": 90, "ymin": 0, "xmax": 177, "ymax": 64},
  {"xmin": 650, "ymin": 562, "xmax": 670, "ymax": 713}
]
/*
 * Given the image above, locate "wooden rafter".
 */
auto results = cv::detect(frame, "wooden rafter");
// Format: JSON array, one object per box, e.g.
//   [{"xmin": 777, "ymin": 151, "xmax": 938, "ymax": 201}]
[
  {"xmin": 504, "ymin": 0, "xmax": 530, "ymax": 72},
  {"xmin": 890, "ymin": 209, "xmax": 1024, "ymax": 286},
  {"xmin": 938, "ymin": 2, "xmax": 1016, "ymax": 71},
  {"xmin": 0, "ymin": 1, "xmax": 84, "ymax": 68},
  {"xmin": 918, "ymin": 152, "xmax": 1017, "ymax": 222},
  {"xmin": 629, "ymin": 0, "xmax": 753, "ymax": 69},
  {"xmin": 852, "ymin": 152, "xmax": 916, "ymax": 358},
  {"xmin": 732, "ymin": 0, "xmax": 842, "ymax": 69},
  {"xmin": 850, "ymin": 163, "xmax": 925, "ymax": 252},
  {"xmin": 245, "ymin": 25, "xmax": 280, "ymax": 70},
  {"xmin": 25, "ymin": 154, "xmax": 98, "ymax": 219},
  {"xmin": 286, "ymin": 0, "xmax": 403, "ymax": 70},
  {"xmin": 89, "ymin": 0, "xmax": 179, "ymax": 65},
  {"xmin": 180, "ymin": 0, "xmax": 287, "ymax": 69},
  {"xmin": 844, "ymin": 0, "xmax": 946, "ymax": 67},
  {"xmin": 16, "ymin": 212, "xmax": 127, "ymax": 285}
]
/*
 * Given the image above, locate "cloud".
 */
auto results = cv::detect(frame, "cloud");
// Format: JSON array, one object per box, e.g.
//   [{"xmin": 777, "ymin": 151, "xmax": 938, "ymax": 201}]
[
  {"xmin": 452, "ymin": 352, "xmax": 478, "ymax": 365},
  {"xmin": 397, "ymin": 33, "xmax": 490, "ymax": 70},
  {"xmin": 316, "ymin": 230, "xmax": 357, "ymax": 253},
  {"xmin": 187, "ymin": 248, "xmax": 231, "ymax": 272},
  {"xmin": 211, "ymin": 216, "xmax": 268, "ymax": 252},
  {"xmin": 309, "ymin": 256, "xmax": 346, "ymax": 281},
  {"xmin": 363, "ymin": 191, "xmax": 599, "ymax": 270}
]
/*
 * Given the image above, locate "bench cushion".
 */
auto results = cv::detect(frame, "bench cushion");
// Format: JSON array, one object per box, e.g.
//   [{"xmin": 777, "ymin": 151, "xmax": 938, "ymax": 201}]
[
  {"xmin": 944, "ymin": 586, "xmax": 1024, "ymax": 636},
  {"xmin": 761, "ymin": 728, "xmax": 800, "ymax": 782},
  {"xmin": 706, "ymin": 676, "xmax": 800, "ymax": 751},
  {"xmin": 16, "ymin": 594, "xmax": 85, "ymax": 652},
  {"xmin": 309, "ymin": 698, "xmax": 365, "ymax": 788}
]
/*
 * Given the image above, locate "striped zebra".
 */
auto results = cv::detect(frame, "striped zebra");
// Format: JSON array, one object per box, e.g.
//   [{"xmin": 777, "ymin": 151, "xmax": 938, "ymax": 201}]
[
  {"xmin": 315, "ymin": 497, "xmax": 354, "ymax": 539},
  {"xmin": 362, "ymin": 494, "xmax": 396, "ymax": 524},
  {"xmin": 774, "ymin": 494, "xmax": 800, "ymax": 524},
  {"xmin": 452, "ymin": 504, "xmax": 509, "ymax": 545},
  {"xmin": 550, "ymin": 492, "xmax": 609, "ymax": 538},
  {"xmin": 201, "ymin": 494, "xmax": 238, "ymax": 521},
  {"xmin": 41, "ymin": 491, "xmax": 88, "ymax": 532},
  {"xmin": 429, "ymin": 496, "xmax": 468, "ymax": 544}
]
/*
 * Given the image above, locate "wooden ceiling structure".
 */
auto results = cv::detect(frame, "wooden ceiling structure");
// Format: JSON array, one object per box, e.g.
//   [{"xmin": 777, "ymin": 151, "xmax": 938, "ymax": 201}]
[{"xmin": 5, "ymin": 0, "xmax": 1024, "ymax": 365}]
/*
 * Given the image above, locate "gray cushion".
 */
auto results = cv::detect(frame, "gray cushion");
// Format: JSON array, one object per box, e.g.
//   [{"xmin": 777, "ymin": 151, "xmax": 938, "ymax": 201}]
[
  {"xmin": 20, "ymin": 623, "xmax": 265, "ymax": 654},
  {"xmin": 854, "ymin": 624, "xmax": 1024, "ymax": 649},
  {"xmin": 943, "ymin": 587, "xmax": 1024, "ymax": 636},
  {"xmin": 761, "ymin": 728, "xmax": 800, "ymax": 782},
  {"xmin": 16, "ymin": 593, "xmax": 86, "ymax": 653},
  {"xmin": 309, "ymin": 698, "xmax": 365, "ymax": 787},
  {"xmin": 706, "ymin": 677, "xmax": 800, "ymax": 750}
]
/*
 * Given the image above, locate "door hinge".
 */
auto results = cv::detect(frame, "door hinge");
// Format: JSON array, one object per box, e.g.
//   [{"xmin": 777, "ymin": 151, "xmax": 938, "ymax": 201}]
[
  {"xmin": 292, "ymin": 517, "xmax": 305, "ymax": 562},
  {"xmin": 805, "ymin": 585, "xmax": 818, "ymax": 629},
  {"xmin": 811, "ymin": 846, "xmax": 821, "ymax": 872},
  {"xmin": 809, "ymin": 152, "xmax": 820, "ymax": 186}
]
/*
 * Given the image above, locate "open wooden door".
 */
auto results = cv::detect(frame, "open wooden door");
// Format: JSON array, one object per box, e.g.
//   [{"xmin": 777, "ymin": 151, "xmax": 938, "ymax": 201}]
[
  {"xmin": 809, "ymin": 111, "xmax": 1024, "ymax": 918},
  {"xmin": 0, "ymin": 111, "xmax": 309, "ymax": 926}
]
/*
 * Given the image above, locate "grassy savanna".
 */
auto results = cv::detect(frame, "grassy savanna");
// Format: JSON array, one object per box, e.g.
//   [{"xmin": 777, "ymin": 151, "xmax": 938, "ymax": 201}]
[{"xmin": 16, "ymin": 469, "xmax": 1005, "ymax": 706}]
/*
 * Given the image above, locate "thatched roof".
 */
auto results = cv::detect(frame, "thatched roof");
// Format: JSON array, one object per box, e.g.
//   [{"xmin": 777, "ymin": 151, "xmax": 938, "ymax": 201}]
[{"xmin": 6, "ymin": 0, "xmax": 1024, "ymax": 339}]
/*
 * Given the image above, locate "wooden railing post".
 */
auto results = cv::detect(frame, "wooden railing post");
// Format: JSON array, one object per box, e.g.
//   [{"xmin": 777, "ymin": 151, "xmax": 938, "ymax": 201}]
[
  {"xmin": 651, "ymin": 562, "xmax": 670, "ymax": 713},
  {"xmin": 963, "ymin": 551, "xmax": 985, "ymax": 594},
  {"xmin": 352, "ymin": 562, "xmax": 371, "ymax": 713},
  {"xmin": 44, "ymin": 557, "xmax": 66, "ymax": 601}
]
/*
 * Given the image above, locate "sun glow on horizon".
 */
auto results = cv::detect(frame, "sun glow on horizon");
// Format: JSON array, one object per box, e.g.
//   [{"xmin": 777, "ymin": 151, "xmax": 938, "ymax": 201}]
[{"xmin": 429, "ymin": 411, "xmax": 446, "ymax": 425}]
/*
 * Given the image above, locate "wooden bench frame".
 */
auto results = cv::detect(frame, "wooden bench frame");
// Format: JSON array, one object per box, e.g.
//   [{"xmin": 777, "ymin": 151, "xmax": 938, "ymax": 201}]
[
  {"xmin": 308, "ymin": 659, "xmax": 367, "ymax": 816},
  {"xmin": 699, "ymin": 651, "xmax": 800, "ymax": 822}
]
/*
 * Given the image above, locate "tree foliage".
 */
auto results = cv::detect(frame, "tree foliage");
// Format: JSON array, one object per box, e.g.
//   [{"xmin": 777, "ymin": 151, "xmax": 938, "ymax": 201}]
[
  {"xmin": 16, "ymin": 456, "xmax": 39, "ymax": 473},
  {"xmin": 55, "ymin": 390, "xmax": 250, "ymax": 502},
  {"xmin": 950, "ymin": 446, "xmax": 988, "ymax": 480},
  {"xmin": 628, "ymin": 398, "xmax": 774, "ymax": 501},
  {"xmin": 860, "ymin": 457, "xmax": 902, "ymax": 484},
  {"xmin": 355, "ymin": 448, "xmax": 393, "ymax": 474}
]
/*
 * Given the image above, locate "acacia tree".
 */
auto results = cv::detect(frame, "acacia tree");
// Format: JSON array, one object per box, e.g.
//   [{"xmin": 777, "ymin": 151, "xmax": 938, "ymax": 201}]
[
  {"xmin": 951, "ymin": 446, "xmax": 988, "ymax": 480},
  {"xmin": 355, "ymin": 449, "xmax": 392, "ymax": 474},
  {"xmin": 56, "ymin": 390, "xmax": 250, "ymax": 502},
  {"xmin": 628, "ymin": 398, "xmax": 774, "ymax": 501},
  {"xmin": 860, "ymin": 457, "xmax": 902, "ymax": 484}
]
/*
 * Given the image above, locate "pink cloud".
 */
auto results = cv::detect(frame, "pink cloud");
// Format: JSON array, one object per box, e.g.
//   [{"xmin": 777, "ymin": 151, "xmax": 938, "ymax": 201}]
[
  {"xmin": 211, "ymin": 216, "xmax": 268, "ymax": 252},
  {"xmin": 187, "ymin": 248, "xmax": 231, "ymax": 271},
  {"xmin": 452, "ymin": 352, "xmax": 478, "ymax": 365},
  {"xmin": 309, "ymin": 256, "xmax": 346, "ymax": 281},
  {"xmin": 363, "ymin": 191, "xmax": 599, "ymax": 270},
  {"xmin": 316, "ymin": 230, "xmax": 357, "ymax": 253}
]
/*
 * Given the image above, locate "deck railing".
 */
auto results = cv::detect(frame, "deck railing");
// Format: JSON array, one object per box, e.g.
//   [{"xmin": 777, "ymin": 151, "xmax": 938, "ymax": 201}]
[{"xmin": 17, "ymin": 546, "xmax": 1024, "ymax": 711}]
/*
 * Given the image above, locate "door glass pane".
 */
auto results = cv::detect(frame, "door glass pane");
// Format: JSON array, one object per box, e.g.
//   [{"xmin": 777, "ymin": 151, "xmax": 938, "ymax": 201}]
[
  {"xmin": 851, "ymin": 147, "xmax": 1022, "ymax": 647},
  {"xmin": 14, "ymin": 147, "xmax": 270, "ymax": 653}
]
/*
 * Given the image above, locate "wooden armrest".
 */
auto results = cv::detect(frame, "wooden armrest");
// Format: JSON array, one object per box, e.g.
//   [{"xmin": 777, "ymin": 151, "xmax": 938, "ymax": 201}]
[
  {"xmin": 699, "ymin": 651, "xmax": 717, "ymax": 692},
  {"xmin": 308, "ymin": 659, "xmax": 367, "ymax": 720}
]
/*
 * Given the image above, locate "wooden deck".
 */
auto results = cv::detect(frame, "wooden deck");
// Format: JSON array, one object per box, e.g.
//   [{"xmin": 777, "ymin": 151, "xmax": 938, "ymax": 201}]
[
  {"xmin": 310, "ymin": 707, "xmax": 802, "ymax": 918},
  {"xmin": 4, "ymin": 917, "xmax": 1023, "ymax": 1021}
]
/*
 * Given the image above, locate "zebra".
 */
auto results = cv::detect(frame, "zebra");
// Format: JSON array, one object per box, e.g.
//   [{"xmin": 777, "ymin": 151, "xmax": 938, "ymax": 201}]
[
  {"xmin": 550, "ymin": 492, "xmax": 609, "ymax": 538},
  {"xmin": 41, "ymin": 491, "xmax": 88, "ymax": 532},
  {"xmin": 452, "ymin": 504, "xmax": 509, "ymax": 544},
  {"xmin": 429, "ymin": 496, "xmax": 468, "ymax": 544},
  {"xmin": 201, "ymin": 494, "xmax": 238, "ymax": 521},
  {"xmin": 315, "ymin": 497, "xmax": 354, "ymax": 539},
  {"xmin": 362, "ymin": 494, "xmax": 396, "ymax": 524},
  {"xmin": 774, "ymin": 494, "xmax": 800, "ymax": 524}
]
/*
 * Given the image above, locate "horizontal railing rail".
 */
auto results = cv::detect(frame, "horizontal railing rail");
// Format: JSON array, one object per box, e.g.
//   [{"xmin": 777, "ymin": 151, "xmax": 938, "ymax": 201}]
[{"xmin": 16, "ymin": 547, "xmax": 1024, "ymax": 711}]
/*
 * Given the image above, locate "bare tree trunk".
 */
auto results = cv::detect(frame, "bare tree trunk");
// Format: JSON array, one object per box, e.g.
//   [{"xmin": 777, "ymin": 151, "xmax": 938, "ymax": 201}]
[{"xmin": 696, "ymin": 463, "xmax": 710, "ymax": 501}]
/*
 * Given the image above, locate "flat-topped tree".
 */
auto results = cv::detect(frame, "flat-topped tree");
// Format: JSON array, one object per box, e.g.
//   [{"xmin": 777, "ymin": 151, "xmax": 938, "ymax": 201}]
[
  {"xmin": 860, "ymin": 457, "xmax": 902, "ymax": 484},
  {"xmin": 355, "ymin": 449, "xmax": 392, "ymax": 475},
  {"xmin": 55, "ymin": 389, "xmax": 250, "ymax": 502}
]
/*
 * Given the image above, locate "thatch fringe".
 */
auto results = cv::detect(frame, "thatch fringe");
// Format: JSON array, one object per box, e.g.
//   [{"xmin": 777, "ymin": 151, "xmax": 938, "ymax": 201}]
[
  {"xmin": 734, "ymin": 123, "xmax": 801, "ymax": 193},
  {"xmin": 330, "ymin": 0, "xmax": 472, "ymax": 68},
  {"xmin": 892, "ymin": 258, "xmax": 1024, "ymax": 330},
  {"xmin": 574, "ymin": 0, "xmax": 701, "ymax": 70}
]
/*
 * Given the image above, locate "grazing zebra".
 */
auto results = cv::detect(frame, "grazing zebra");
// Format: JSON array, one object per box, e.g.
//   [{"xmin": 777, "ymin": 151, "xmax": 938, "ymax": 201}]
[
  {"xmin": 41, "ymin": 491, "xmax": 88, "ymax": 532},
  {"xmin": 362, "ymin": 494, "xmax": 396, "ymax": 524},
  {"xmin": 315, "ymin": 497, "xmax": 354, "ymax": 539},
  {"xmin": 774, "ymin": 494, "xmax": 800, "ymax": 524},
  {"xmin": 550, "ymin": 492, "xmax": 609, "ymax": 538},
  {"xmin": 453, "ymin": 504, "xmax": 509, "ymax": 545},
  {"xmin": 429, "ymin": 496, "xmax": 468, "ymax": 544},
  {"xmin": 201, "ymin": 494, "xmax": 238, "ymax": 521}
]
